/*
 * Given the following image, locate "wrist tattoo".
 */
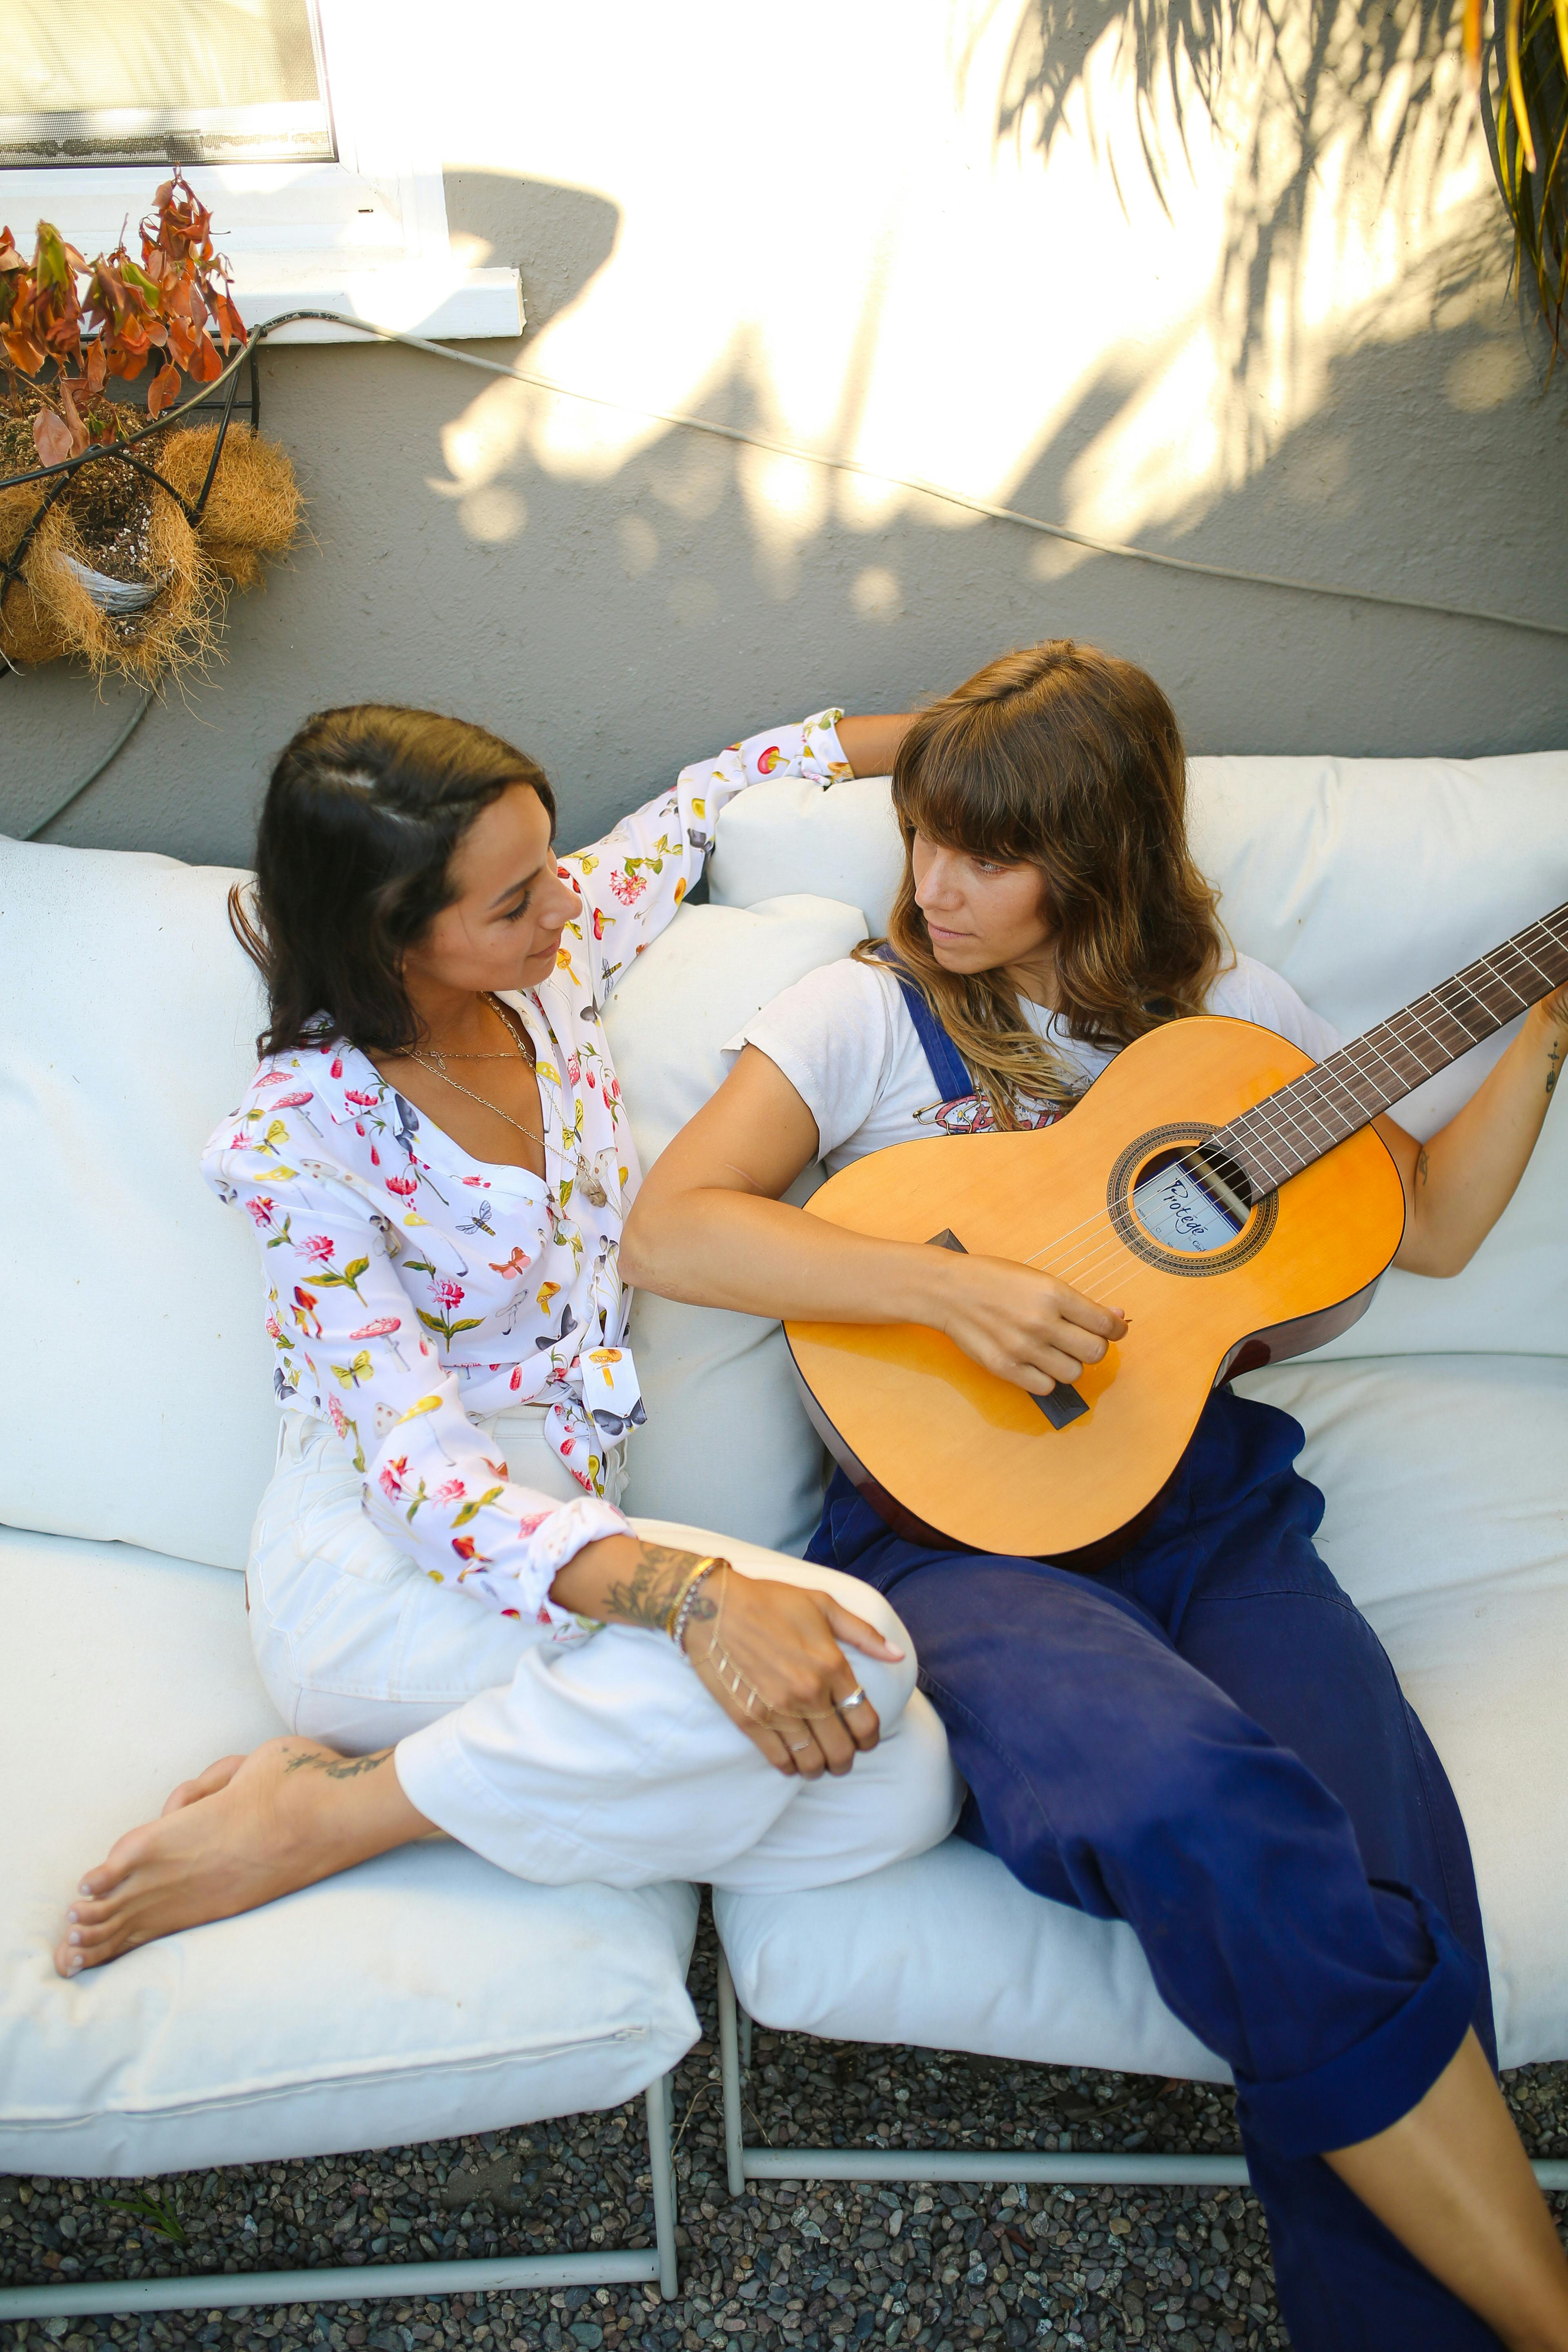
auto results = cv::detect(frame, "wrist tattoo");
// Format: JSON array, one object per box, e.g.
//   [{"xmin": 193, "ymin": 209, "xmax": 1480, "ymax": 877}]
[
  {"xmin": 603, "ymin": 1541, "xmax": 719, "ymax": 1632},
  {"xmin": 1416, "ymin": 1146, "xmax": 1430, "ymax": 1186},
  {"xmin": 283, "ymin": 1746, "xmax": 392, "ymax": 1781}
]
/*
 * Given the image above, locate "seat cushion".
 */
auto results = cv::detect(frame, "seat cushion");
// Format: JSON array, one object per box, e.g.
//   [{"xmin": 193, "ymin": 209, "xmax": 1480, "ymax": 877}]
[
  {"xmin": 707, "ymin": 755, "xmax": 1568, "ymax": 1362},
  {"xmin": 0, "ymin": 1524, "xmax": 699, "ymax": 2177},
  {"xmin": 717, "ymin": 1353, "xmax": 1568, "ymax": 2077}
]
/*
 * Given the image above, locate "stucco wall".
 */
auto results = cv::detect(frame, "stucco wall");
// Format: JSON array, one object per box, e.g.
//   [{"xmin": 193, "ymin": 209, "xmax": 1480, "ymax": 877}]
[{"xmin": 5, "ymin": 0, "xmax": 1567, "ymax": 862}]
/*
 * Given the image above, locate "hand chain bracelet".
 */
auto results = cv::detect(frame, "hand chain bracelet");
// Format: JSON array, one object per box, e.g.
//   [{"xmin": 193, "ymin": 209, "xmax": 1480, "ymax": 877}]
[{"xmin": 667, "ymin": 1555, "xmax": 728, "ymax": 1651}]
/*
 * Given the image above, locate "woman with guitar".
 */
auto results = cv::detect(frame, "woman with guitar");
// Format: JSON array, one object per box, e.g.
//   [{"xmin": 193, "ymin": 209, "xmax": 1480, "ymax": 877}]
[{"xmin": 625, "ymin": 641, "xmax": 1568, "ymax": 2352}]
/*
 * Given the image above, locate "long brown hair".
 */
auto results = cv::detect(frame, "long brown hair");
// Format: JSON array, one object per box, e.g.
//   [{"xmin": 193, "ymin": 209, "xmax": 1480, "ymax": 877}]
[{"xmin": 855, "ymin": 640, "xmax": 1224, "ymax": 1126}]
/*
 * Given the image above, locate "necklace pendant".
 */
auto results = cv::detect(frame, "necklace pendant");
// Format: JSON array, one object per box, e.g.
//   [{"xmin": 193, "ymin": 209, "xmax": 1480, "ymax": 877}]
[{"xmin": 576, "ymin": 1155, "xmax": 608, "ymax": 1209}]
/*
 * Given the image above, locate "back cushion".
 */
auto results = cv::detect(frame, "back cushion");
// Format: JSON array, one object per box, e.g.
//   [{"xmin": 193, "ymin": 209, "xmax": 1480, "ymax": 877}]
[
  {"xmin": 0, "ymin": 839, "xmax": 276, "ymax": 1568},
  {"xmin": 606, "ymin": 893, "xmax": 866, "ymax": 1552},
  {"xmin": 710, "ymin": 756, "xmax": 1568, "ymax": 1360},
  {"xmin": 0, "ymin": 844, "xmax": 862, "ymax": 1570}
]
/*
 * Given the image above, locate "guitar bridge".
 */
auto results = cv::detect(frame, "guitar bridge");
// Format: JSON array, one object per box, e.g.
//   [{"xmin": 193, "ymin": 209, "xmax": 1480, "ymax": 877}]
[
  {"xmin": 1033, "ymin": 1383, "xmax": 1089, "ymax": 1429},
  {"xmin": 927, "ymin": 1231, "xmax": 1089, "ymax": 1430}
]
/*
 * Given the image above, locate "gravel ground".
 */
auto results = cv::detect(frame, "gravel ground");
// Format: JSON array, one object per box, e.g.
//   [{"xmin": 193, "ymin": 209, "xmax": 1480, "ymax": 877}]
[{"xmin": 5, "ymin": 1910, "xmax": 1567, "ymax": 2352}]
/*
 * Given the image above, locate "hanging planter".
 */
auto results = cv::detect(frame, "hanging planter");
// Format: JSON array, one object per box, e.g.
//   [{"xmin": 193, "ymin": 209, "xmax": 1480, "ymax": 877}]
[{"xmin": 0, "ymin": 173, "xmax": 301, "ymax": 685}]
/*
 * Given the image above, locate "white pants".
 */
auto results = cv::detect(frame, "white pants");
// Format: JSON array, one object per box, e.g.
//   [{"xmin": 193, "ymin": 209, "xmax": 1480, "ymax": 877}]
[{"xmin": 247, "ymin": 1410, "xmax": 962, "ymax": 1893}]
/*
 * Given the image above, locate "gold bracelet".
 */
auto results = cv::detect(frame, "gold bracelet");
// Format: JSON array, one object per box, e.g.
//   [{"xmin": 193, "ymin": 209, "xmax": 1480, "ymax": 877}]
[{"xmin": 666, "ymin": 1555, "xmax": 727, "ymax": 1648}]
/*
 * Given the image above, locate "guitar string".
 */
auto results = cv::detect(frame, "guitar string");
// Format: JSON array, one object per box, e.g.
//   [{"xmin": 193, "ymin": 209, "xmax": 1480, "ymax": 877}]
[
  {"xmin": 1226, "ymin": 924, "xmax": 1561, "ymax": 1171},
  {"xmin": 1014, "ymin": 940, "xmax": 1556, "ymax": 1298},
  {"xmin": 1165, "ymin": 933, "xmax": 1549, "ymax": 1195},
  {"xmin": 927, "ymin": 924, "xmax": 1568, "ymax": 1311},
  {"xmin": 1042, "ymin": 932, "xmax": 1564, "ymax": 1306},
  {"xmin": 1034, "ymin": 966, "xmax": 1512, "ymax": 1293},
  {"xmin": 1037, "ymin": 951, "xmax": 1548, "ymax": 1304}
]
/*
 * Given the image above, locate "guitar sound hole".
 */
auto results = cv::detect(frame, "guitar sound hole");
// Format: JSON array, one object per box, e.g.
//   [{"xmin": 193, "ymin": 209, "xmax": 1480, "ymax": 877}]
[{"xmin": 1130, "ymin": 1145, "xmax": 1251, "ymax": 1257}]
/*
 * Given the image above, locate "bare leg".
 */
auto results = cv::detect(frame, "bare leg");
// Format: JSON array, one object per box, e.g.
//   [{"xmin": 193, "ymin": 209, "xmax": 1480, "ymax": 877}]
[
  {"xmin": 1326, "ymin": 2029, "xmax": 1568, "ymax": 2352},
  {"xmin": 55, "ymin": 1737, "xmax": 430, "ymax": 1978}
]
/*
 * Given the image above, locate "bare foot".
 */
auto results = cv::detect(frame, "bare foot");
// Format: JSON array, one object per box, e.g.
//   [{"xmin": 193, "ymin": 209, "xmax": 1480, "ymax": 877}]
[{"xmin": 56, "ymin": 1737, "xmax": 431, "ymax": 1978}]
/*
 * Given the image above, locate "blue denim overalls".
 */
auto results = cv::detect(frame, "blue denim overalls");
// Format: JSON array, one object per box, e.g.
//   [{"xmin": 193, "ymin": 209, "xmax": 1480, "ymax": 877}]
[{"xmin": 807, "ymin": 969, "xmax": 1500, "ymax": 2352}]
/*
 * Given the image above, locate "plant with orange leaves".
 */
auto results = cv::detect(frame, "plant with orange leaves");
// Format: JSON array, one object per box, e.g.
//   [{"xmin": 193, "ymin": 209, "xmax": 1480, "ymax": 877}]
[
  {"xmin": 0, "ymin": 170, "xmax": 247, "ymax": 468},
  {"xmin": 0, "ymin": 173, "xmax": 298, "ymax": 684}
]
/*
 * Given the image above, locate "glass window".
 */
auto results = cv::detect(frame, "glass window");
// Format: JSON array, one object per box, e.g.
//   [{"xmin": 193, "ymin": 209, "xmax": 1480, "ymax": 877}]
[{"xmin": 2, "ymin": 0, "xmax": 334, "ymax": 169}]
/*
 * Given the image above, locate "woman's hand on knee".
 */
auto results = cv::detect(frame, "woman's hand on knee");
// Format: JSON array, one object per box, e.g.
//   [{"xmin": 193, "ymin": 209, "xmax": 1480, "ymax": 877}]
[{"xmin": 685, "ymin": 1572, "xmax": 900, "ymax": 1780}]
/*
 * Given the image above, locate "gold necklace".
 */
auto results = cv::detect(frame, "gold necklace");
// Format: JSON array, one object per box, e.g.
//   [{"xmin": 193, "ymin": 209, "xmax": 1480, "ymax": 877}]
[
  {"xmin": 408, "ymin": 997, "xmax": 547, "ymax": 1152},
  {"xmin": 420, "ymin": 994, "xmax": 535, "ymax": 1071}
]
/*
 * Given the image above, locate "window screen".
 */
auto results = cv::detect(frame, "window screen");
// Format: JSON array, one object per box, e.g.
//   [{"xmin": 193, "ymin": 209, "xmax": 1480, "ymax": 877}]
[{"xmin": 2, "ymin": 0, "xmax": 335, "ymax": 169}]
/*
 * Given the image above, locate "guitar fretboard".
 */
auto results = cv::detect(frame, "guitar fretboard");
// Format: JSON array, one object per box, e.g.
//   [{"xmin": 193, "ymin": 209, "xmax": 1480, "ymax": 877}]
[{"xmin": 1212, "ymin": 902, "xmax": 1568, "ymax": 1200}]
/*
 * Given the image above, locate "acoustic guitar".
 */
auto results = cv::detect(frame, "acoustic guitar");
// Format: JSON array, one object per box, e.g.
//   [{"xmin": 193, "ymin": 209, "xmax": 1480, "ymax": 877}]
[{"xmin": 785, "ymin": 903, "xmax": 1568, "ymax": 1561}]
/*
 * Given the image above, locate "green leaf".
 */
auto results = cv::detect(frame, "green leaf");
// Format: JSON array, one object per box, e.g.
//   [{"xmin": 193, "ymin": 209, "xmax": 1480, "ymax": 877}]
[
  {"xmin": 451, "ymin": 1485, "xmax": 504, "ymax": 1528},
  {"xmin": 447, "ymin": 1316, "xmax": 484, "ymax": 1335},
  {"xmin": 343, "ymin": 1257, "xmax": 370, "ymax": 1284},
  {"xmin": 415, "ymin": 1309, "xmax": 445, "ymax": 1332},
  {"xmin": 96, "ymin": 2192, "xmax": 186, "ymax": 2246}
]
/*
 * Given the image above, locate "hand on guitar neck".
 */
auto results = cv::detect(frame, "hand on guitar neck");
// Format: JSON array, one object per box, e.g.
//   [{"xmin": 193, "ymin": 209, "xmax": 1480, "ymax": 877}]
[{"xmin": 1370, "ymin": 984, "xmax": 1568, "ymax": 1277}]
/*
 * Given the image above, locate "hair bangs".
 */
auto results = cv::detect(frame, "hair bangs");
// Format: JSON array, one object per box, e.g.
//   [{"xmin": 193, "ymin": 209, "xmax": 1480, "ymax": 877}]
[
  {"xmin": 891, "ymin": 723, "xmax": 1041, "ymax": 867},
  {"xmin": 857, "ymin": 639, "xmax": 1223, "ymax": 1128}
]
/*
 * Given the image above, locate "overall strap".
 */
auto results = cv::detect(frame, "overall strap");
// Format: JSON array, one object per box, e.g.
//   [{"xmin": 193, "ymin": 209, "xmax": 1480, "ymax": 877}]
[{"xmin": 873, "ymin": 945, "xmax": 975, "ymax": 1105}]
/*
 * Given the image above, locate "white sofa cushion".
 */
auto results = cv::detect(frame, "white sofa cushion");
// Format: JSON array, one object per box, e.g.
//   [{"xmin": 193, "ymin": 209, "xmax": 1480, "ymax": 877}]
[
  {"xmin": 0, "ymin": 839, "xmax": 278, "ymax": 1572},
  {"xmin": 708, "ymin": 755, "xmax": 1568, "ymax": 1361},
  {"xmin": 0, "ymin": 1522, "xmax": 701, "ymax": 2176},
  {"xmin": 607, "ymin": 894, "xmax": 866, "ymax": 1552},
  {"xmin": 0, "ymin": 829, "xmax": 862, "ymax": 1572},
  {"xmin": 717, "ymin": 1350, "xmax": 1568, "ymax": 2077}
]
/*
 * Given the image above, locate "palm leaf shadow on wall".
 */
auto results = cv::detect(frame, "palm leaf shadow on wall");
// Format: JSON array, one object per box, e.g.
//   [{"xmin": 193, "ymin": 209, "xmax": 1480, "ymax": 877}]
[{"xmin": 991, "ymin": 0, "xmax": 1565, "ymax": 368}]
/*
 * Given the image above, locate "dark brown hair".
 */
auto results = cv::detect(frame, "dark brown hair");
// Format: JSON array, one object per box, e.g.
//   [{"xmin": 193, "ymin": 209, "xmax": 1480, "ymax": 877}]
[
  {"xmin": 855, "ymin": 640, "xmax": 1224, "ymax": 1125},
  {"xmin": 230, "ymin": 703, "xmax": 555, "ymax": 1058}
]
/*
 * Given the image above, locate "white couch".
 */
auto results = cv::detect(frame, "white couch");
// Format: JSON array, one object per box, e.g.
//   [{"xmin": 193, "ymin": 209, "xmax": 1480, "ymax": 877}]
[
  {"xmin": 3, "ymin": 746, "xmax": 1566, "ymax": 2309},
  {"xmin": 702, "ymin": 752, "xmax": 1568, "ymax": 2192}
]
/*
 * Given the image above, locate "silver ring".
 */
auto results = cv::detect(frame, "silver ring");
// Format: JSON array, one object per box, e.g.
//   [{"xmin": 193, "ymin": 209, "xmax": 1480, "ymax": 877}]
[
  {"xmin": 788, "ymin": 1739, "xmax": 813, "ymax": 1754},
  {"xmin": 837, "ymin": 1686, "xmax": 869, "ymax": 1713}
]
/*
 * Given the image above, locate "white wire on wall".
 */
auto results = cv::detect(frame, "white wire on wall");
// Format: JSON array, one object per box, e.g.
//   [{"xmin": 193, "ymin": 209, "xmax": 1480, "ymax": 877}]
[{"xmin": 14, "ymin": 305, "xmax": 1568, "ymax": 842}]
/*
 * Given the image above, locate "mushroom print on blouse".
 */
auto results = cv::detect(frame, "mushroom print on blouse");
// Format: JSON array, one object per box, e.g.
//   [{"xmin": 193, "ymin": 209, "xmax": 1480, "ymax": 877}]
[{"xmin": 203, "ymin": 710, "xmax": 852, "ymax": 1637}]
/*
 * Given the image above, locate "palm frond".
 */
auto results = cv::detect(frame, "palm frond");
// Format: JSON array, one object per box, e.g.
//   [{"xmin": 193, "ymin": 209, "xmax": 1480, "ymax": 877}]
[{"xmin": 1486, "ymin": 0, "xmax": 1568, "ymax": 355}]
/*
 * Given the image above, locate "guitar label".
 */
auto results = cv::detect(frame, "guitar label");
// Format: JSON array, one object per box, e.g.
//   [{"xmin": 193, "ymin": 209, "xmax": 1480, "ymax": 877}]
[{"xmin": 1131, "ymin": 1157, "xmax": 1246, "ymax": 1256}]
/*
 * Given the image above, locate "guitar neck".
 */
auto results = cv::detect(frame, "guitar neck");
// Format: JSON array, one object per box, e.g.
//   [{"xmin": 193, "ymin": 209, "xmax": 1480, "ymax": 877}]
[{"xmin": 1213, "ymin": 902, "xmax": 1568, "ymax": 1201}]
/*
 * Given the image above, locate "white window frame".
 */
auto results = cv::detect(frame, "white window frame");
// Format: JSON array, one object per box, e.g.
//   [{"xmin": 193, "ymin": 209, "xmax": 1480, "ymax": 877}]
[{"xmin": 0, "ymin": 0, "xmax": 521, "ymax": 342}]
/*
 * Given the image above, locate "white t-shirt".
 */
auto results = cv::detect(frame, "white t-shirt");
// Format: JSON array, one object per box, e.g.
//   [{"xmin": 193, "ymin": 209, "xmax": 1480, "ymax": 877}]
[{"xmin": 727, "ymin": 952, "xmax": 1343, "ymax": 1175}]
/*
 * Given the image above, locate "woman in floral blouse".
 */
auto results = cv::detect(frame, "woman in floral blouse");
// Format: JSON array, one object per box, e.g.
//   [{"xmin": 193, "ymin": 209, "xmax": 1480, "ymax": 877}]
[{"xmin": 55, "ymin": 702, "xmax": 958, "ymax": 1975}]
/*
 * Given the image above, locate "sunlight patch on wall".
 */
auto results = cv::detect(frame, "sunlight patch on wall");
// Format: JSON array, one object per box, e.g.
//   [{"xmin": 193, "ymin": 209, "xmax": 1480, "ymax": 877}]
[
  {"xmin": 423, "ymin": 0, "xmax": 1519, "ymax": 573},
  {"xmin": 851, "ymin": 566, "xmax": 904, "ymax": 621},
  {"xmin": 459, "ymin": 484, "xmax": 527, "ymax": 543}
]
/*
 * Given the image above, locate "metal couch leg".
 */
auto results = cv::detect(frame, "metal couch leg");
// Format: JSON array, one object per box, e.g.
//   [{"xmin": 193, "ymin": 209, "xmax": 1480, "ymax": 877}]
[
  {"xmin": 710, "ymin": 1944, "xmax": 1568, "ymax": 2200},
  {"xmin": 645, "ymin": 2066, "xmax": 680, "ymax": 2296},
  {"xmin": 717, "ymin": 1946, "xmax": 747, "ymax": 2198},
  {"xmin": 0, "ymin": 2076, "xmax": 683, "ymax": 2321}
]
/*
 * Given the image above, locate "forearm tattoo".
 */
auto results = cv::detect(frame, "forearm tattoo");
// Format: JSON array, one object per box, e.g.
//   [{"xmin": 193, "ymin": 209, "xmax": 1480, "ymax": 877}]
[
  {"xmin": 603, "ymin": 1541, "xmax": 721, "ymax": 1633},
  {"xmin": 283, "ymin": 1746, "xmax": 393, "ymax": 1781},
  {"xmin": 1548, "ymin": 1041, "xmax": 1562, "ymax": 1101},
  {"xmin": 1416, "ymin": 1146, "xmax": 1430, "ymax": 1185}
]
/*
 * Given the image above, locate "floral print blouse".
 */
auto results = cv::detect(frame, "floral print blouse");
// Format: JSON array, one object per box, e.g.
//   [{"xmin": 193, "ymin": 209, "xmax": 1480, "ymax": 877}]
[{"xmin": 204, "ymin": 709, "xmax": 852, "ymax": 1637}]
